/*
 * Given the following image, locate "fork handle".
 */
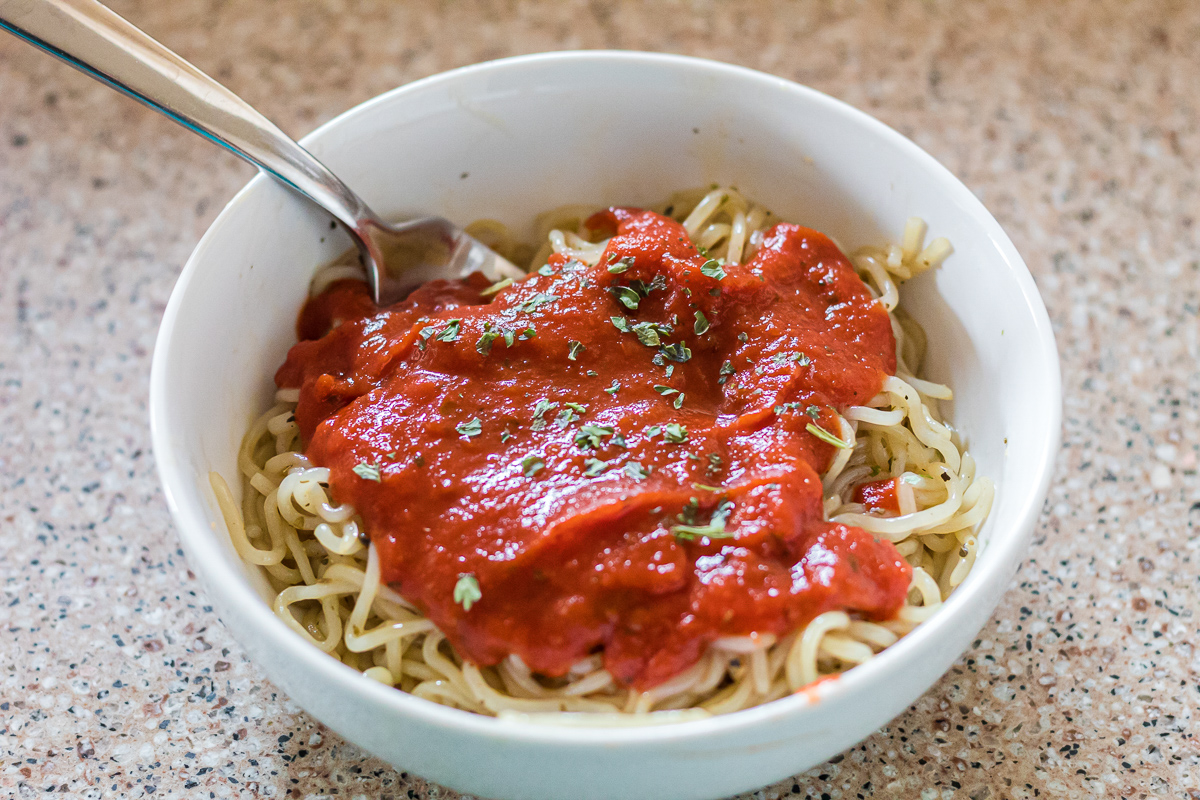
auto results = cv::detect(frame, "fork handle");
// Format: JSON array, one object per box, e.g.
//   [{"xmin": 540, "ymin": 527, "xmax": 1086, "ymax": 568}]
[{"xmin": 0, "ymin": 0, "xmax": 380, "ymax": 233}]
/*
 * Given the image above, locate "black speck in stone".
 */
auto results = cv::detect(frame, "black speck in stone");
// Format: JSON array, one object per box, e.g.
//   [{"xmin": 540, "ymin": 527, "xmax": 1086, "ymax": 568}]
[{"xmin": 11, "ymin": 133, "xmax": 28, "ymax": 147}]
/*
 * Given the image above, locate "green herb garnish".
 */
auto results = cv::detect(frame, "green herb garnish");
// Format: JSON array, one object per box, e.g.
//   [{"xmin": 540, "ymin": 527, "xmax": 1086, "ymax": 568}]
[
  {"xmin": 718, "ymin": 360, "xmax": 735, "ymax": 385},
  {"xmin": 476, "ymin": 330, "xmax": 498, "ymax": 355},
  {"xmin": 521, "ymin": 455, "xmax": 545, "ymax": 477},
  {"xmin": 519, "ymin": 293, "xmax": 559, "ymax": 313},
  {"xmin": 806, "ymin": 422, "xmax": 852, "ymax": 449},
  {"xmin": 610, "ymin": 316, "xmax": 631, "ymax": 333},
  {"xmin": 538, "ymin": 264, "xmax": 556, "ymax": 276},
  {"xmin": 456, "ymin": 417, "xmax": 482, "ymax": 438},
  {"xmin": 574, "ymin": 424, "xmax": 615, "ymax": 449},
  {"xmin": 663, "ymin": 423, "xmax": 688, "ymax": 444},
  {"xmin": 531, "ymin": 399, "xmax": 558, "ymax": 431},
  {"xmin": 568, "ymin": 341, "xmax": 585, "ymax": 361},
  {"xmin": 612, "ymin": 286, "xmax": 641, "ymax": 310},
  {"xmin": 605, "ymin": 380, "xmax": 621, "ymax": 395},
  {"xmin": 694, "ymin": 311, "xmax": 710, "ymax": 335},
  {"xmin": 352, "ymin": 462, "xmax": 381, "ymax": 482},
  {"xmin": 654, "ymin": 385, "xmax": 678, "ymax": 396},
  {"xmin": 672, "ymin": 499, "xmax": 735, "ymax": 541},
  {"xmin": 661, "ymin": 341, "xmax": 692, "ymax": 363},
  {"xmin": 480, "ymin": 278, "xmax": 513, "ymax": 297},
  {"xmin": 700, "ymin": 259, "xmax": 727, "ymax": 280},
  {"xmin": 454, "ymin": 574, "xmax": 482, "ymax": 611},
  {"xmin": 583, "ymin": 458, "xmax": 611, "ymax": 477},
  {"xmin": 673, "ymin": 393, "xmax": 685, "ymax": 409},
  {"xmin": 435, "ymin": 320, "xmax": 462, "ymax": 342},
  {"xmin": 633, "ymin": 322, "xmax": 672, "ymax": 347},
  {"xmin": 624, "ymin": 461, "xmax": 650, "ymax": 481},
  {"xmin": 608, "ymin": 256, "xmax": 635, "ymax": 274}
]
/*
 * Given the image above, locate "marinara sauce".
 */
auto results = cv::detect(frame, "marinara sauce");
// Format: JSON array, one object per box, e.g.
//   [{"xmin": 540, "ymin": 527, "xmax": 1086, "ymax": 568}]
[{"xmin": 277, "ymin": 209, "xmax": 912, "ymax": 690}]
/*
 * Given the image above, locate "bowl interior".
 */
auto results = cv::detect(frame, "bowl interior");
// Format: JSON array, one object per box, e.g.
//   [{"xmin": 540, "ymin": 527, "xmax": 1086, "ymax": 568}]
[{"xmin": 151, "ymin": 52, "xmax": 1059, "ymax": 800}]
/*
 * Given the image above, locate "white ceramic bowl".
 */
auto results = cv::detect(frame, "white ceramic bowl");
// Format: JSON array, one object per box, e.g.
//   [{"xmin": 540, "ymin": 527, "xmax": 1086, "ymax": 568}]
[{"xmin": 150, "ymin": 51, "xmax": 1060, "ymax": 800}]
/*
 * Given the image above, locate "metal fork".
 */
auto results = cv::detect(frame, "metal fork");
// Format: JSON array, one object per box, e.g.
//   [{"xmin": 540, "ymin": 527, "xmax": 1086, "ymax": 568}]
[{"xmin": 0, "ymin": 0, "xmax": 518, "ymax": 305}]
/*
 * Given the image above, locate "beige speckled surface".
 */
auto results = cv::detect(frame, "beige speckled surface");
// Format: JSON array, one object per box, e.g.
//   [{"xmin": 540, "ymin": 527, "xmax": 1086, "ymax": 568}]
[{"xmin": 1, "ymin": 1, "xmax": 1197, "ymax": 797}]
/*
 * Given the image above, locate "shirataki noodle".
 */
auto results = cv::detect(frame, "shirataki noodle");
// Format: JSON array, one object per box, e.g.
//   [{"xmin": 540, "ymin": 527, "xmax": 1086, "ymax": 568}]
[{"xmin": 211, "ymin": 187, "xmax": 993, "ymax": 724}]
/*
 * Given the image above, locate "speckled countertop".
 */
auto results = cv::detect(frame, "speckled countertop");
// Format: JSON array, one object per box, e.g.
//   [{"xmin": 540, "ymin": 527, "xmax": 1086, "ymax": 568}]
[{"xmin": 1, "ymin": 1, "xmax": 1196, "ymax": 797}]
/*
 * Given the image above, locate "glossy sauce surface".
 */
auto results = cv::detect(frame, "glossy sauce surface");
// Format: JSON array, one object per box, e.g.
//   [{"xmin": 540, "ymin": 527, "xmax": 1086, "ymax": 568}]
[{"xmin": 277, "ymin": 209, "xmax": 912, "ymax": 689}]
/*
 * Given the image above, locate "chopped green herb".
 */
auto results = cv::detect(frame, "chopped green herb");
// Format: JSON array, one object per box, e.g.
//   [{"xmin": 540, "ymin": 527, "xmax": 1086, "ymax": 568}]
[
  {"xmin": 503, "ymin": 329, "xmax": 516, "ymax": 347},
  {"xmin": 568, "ymin": 341, "xmax": 585, "ymax": 361},
  {"xmin": 417, "ymin": 325, "xmax": 438, "ymax": 350},
  {"xmin": 738, "ymin": 332, "xmax": 748, "ymax": 343},
  {"xmin": 700, "ymin": 259, "xmax": 727, "ymax": 280},
  {"xmin": 633, "ymin": 322, "xmax": 672, "ymax": 347},
  {"xmin": 531, "ymin": 399, "xmax": 558, "ymax": 431},
  {"xmin": 521, "ymin": 455, "xmax": 545, "ymax": 477},
  {"xmin": 454, "ymin": 574, "xmax": 482, "ymax": 610},
  {"xmin": 697, "ymin": 244, "xmax": 709, "ymax": 256},
  {"xmin": 519, "ymin": 293, "xmax": 559, "ymax": 313},
  {"xmin": 612, "ymin": 286, "xmax": 641, "ymax": 310},
  {"xmin": 654, "ymin": 385, "xmax": 678, "ymax": 396},
  {"xmin": 385, "ymin": 451, "xmax": 398, "ymax": 460},
  {"xmin": 806, "ymin": 405, "xmax": 821, "ymax": 419},
  {"xmin": 480, "ymin": 278, "xmax": 513, "ymax": 297},
  {"xmin": 677, "ymin": 497, "xmax": 701, "ymax": 525},
  {"xmin": 519, "ymin": 327, "xmax": 537, "ymax": 340},
  {"xmin": 672, "ymin": 499, "xmax": 736, "ymax": 541},
  {"xmin": 435, "ymin": 319, "xmax": 461, "ymax": 342},
  {"xmin": 583, "ymin": 458, "xmax": 611, "ymax": 477},
  {"xmin": 608, "ymin": 256, "xmax": 635, "ymax": 274},
  {"xmin": 707, "ymin": 453, "xmax": 722, "ymax": 471},
  {"xmin": 665, "ymin": 365, "xmax": 675, "ymax": 379},
  {"xmin": 624, "ymin": 461, "xmax": 650, "ymax": 481},
  {"xmin": 673, "ymin": 393, "xmax": 685, "ymax": 409},
  {"xmin": 574, "ymin": 424, "xmax": 615, "ymax": 449},
  {"xmin": 661, "ymin": 341, "xmax": 692, "ymax": 362},
  {"xmin": 456, "ymin": 417, "xmax": 482, "ymax": 438},
  {"xmin": 555, "ymin": 407, "xmax": 581, "ymax": 428},
  {"xmin": 611, "ymin": 431, "xmax": 628, "ymax": 448},
  {"xmin": 694, "ymin": 311, "xmax": 710, "ymax": 335},
  {"xmin": 565, "ymin": 402, "xmax": 588, "ymax": 414},
  {"xmin": 793, "ymin": 353, "xmax": 811, "ymax": 366},
  {"xmin": 691, "ymin": 482, "xmax": 724, "ymax": 492},
  {"xmin": 538, "ymin": 264, "xmax": 556, "ymax": 276},
  {"xmin": 476, "ymin": 330, "xmax": 498, "ymax": 355},
  {"xmin": 646, "ymin": 425, "xmax": 663, "ymax": 439},
  {"xmin": 586, "ymin": 370, "xmax": 598, "ymax": 377},
  {"xmin": 610, "ymin": 316, "xmax": 631, "ymax": 333},
  {"xmin": 500, "ymin": 430, "xmax": 513, "ymax": 443},
  {"xmin": 774, "ymin": 402, "xmax": 803, "ymax": 414},
  {"xmin": 806, "ymin": 422, "xmax": 853, "ymax": 449},
  {"xmin": 604, "ymin": 380, "xmax": 621, "ymax": 395},
  {"xmin": 664, "ymin": 423, "xmax": 688, "ymax": 444},
  {"xmin": 718, "ymin": 360, "xmax": 735, "ymax": 385},
  {"xmin": 352, "ymin": 462, "xmax": 381, "ymax": 482}
]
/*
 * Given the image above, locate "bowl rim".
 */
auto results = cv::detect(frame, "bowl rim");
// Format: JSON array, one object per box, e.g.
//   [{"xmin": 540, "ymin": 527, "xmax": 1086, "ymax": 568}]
[{"xmin": 150, "ymin": 49, "xmax": 1062, "ymax": 747}]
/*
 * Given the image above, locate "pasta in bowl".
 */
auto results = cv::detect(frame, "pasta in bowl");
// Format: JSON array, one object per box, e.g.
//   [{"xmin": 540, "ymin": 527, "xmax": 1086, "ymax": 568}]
[
  {"xmin": 151, "ymin": 52, "xmax": 1058, "ymax": 800},
  {"xmin": 213, "ymin": 187, "xmax": 993, "ymax": 721}
]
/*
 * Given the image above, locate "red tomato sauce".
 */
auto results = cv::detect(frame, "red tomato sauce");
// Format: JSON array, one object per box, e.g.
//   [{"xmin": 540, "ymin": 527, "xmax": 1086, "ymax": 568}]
[
  {"xmin": 853, "ymin": 477, "xmax": 902, "ymax": 514},
  {"xmin": 277, "ymin": 208, "xmax": 912, "ymax": 689}
]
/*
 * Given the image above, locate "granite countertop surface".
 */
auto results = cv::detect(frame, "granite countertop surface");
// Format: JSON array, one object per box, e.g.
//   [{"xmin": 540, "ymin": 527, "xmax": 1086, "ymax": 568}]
[{"xmin": 1, "ymin": 1, "xmax": 1196, "ymax": 797}]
